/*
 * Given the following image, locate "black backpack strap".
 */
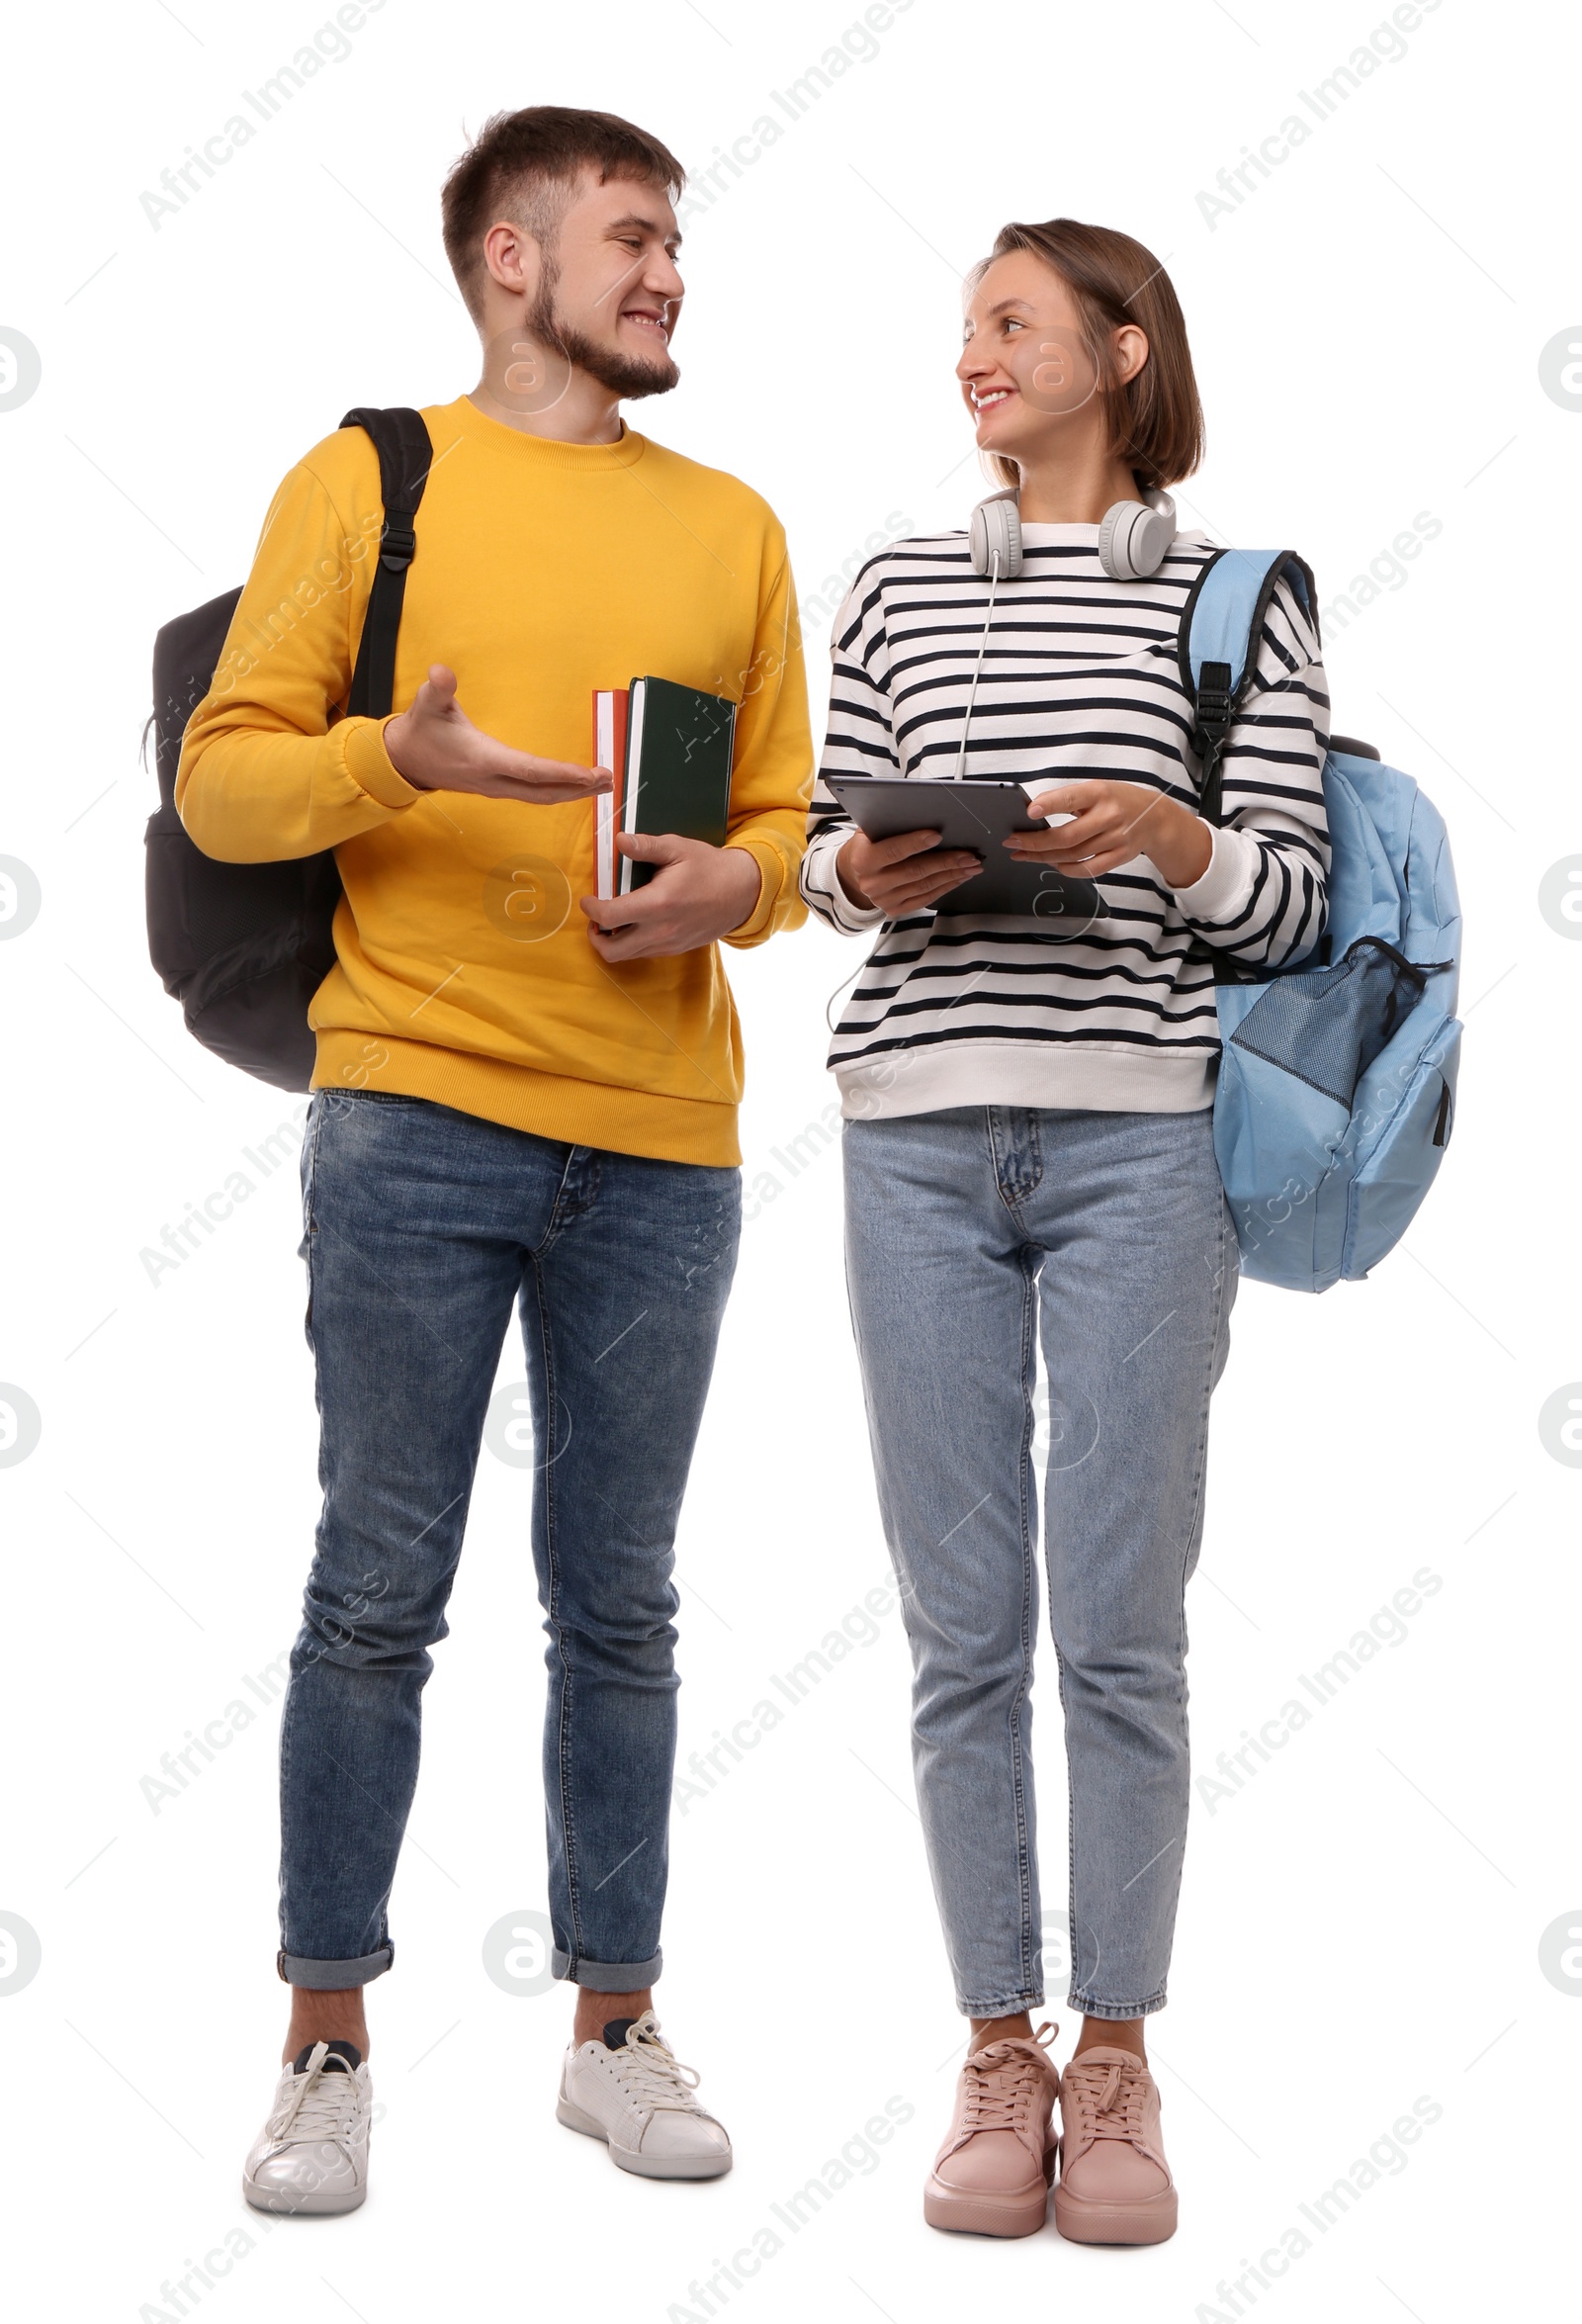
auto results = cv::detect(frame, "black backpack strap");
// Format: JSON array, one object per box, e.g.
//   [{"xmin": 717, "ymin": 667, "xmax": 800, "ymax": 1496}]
[{"xmin": 340, "ymin": 406, "xmax": 434, "ymax": 719}]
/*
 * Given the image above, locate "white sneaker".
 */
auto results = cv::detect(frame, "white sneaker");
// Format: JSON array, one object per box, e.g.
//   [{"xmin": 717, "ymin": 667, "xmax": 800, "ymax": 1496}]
[
  {"xmin": 242, "ymin": 2039, "xmax": 372, "ymax": 2214},
  {"xmin": 558, "ymin": 2010, "xmax": 732, "ymax": 2180}
]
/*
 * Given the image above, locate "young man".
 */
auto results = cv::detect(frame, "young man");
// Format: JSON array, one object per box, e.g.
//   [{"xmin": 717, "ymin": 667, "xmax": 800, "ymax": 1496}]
[{"xmin": 176, "ymin": 106, "xmax": 811, "ymax": 2212}]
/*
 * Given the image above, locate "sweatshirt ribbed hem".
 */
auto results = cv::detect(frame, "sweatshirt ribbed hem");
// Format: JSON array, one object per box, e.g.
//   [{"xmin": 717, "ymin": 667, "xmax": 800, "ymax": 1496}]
[
  {"xmin": 312, "ymin": 1032, "xmax": 741, "ymax": 1165},
  {"xmin": 833, "ymin": 1040, "xmax": 1216, "ymax": 1120}
]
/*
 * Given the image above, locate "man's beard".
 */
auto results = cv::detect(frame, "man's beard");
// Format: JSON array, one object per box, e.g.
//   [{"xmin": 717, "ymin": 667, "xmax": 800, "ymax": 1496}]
[{"xmin": 527, "ymin": 277, "xmax": 678, "ymax": 402}]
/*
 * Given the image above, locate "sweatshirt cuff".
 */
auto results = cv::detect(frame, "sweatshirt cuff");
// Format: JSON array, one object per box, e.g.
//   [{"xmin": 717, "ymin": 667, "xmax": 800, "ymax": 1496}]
[
  {"xmin": 340, "ymin": 715, "xmax": 420, "ymax": 811},
  {"xmin": 723, "ymin": 838, "xmax": 783, "ymax": 943},
  {"xmin": 801, "ymin": 841, "xmax": 886, "ymax": 935},
  {"xmin": 1170, "ymin": 822, "xmax": 1256, "ymax": 926}
]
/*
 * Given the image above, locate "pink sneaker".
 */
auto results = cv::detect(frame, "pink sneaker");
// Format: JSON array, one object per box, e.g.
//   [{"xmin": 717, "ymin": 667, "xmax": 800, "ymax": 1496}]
[
  {"xmin": 923, "ymin": 2024, "xmax": 1059, "ymax": 2238},
  {"xmin": 1053, "ymin": 2045, "xmax": 1177, "ymax": 2244}
]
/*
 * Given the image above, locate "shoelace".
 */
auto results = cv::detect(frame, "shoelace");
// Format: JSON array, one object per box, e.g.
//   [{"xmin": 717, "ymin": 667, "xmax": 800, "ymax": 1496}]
[
  {"xmin": 605, "ymin": 2011, "xmax": 706, "ymax": 2115},
  {"xmin": 1062, "ymin": 2055, "xmax": 1147, "ymax": 2147},
  {"xmin": 268, "ymin": 2044, "xmax": 363, "ymax": 2147},
  {"xmin": 953, "ymin": 2023, "xmax": 1057, "ymax": 2146}
]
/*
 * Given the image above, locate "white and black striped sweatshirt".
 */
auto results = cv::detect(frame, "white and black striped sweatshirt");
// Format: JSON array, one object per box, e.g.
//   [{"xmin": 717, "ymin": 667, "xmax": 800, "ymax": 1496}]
[{"xmin": 799, "ymin": 525, "xmax": 1331, "ymax": 1119}]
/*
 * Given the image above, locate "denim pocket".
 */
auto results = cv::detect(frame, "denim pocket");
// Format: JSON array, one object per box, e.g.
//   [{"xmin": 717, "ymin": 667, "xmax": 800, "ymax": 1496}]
[
  {"xmin": 299, "ymin": 1094, "xmax": 324, "ymax": 1245},
  {"xmin": 299, "ymin": 1098, "xmax": 323, "ymax": 1345}
]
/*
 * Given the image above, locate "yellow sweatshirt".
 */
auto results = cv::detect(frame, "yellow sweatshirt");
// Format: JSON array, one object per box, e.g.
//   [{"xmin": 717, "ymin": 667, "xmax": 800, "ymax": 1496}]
[{"xmin": 176, "ymin": 397, "xmax": 812, "ymax": 1164}]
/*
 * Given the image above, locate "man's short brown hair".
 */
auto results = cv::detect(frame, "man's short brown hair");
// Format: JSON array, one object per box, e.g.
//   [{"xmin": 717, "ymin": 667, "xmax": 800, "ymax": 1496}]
[{"xmin": 441, "ymin": 106, "xmax": 686, "ymax": 322}]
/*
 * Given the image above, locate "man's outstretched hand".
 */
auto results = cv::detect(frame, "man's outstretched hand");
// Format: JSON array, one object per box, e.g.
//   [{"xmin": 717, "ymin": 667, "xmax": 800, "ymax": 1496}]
[
  {"xmin": 384, "ymin": 665, "xmax": 613, "ymax": 804},
  {"xmin": 384, "ymin": 673, "xmax": 756, "ymax": 958},
  {"xmin": 580, "ymin": 831, "xmax": 762, "ymax": 961}
]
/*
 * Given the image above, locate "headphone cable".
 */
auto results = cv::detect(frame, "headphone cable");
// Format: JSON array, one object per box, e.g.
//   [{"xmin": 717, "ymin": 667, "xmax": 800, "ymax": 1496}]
[{"xmin": 952, "ymin": 550, "xmax": 1002, "ymax": 780}]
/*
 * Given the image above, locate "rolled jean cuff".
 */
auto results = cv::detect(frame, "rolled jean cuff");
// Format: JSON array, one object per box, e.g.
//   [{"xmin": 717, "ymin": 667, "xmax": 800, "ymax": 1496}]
[
  {"xmin": 553, "ymin": 1945, "xmax": 661, "ymax": 1991},
  {"xmin": 278, "ymin": 1941, "xmax": 394, "ymax": 1990},
  {"xmin": 959, "ymin": 1992, "xmax": 1044, "ymax": 2018},
  {"xmin": 1068, "ymin": 1986, "xmax": 1165, "ymax": 2020}
]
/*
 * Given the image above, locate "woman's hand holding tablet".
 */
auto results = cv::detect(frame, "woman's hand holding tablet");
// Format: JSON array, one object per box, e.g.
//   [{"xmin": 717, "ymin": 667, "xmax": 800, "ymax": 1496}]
[
  {"xmin": 828, "ymin": 776, "xmax": 1101, "ymax": 925},
  {"xmin": 835, "ymin": 822, "xmax": 985, "ymax": 915}
]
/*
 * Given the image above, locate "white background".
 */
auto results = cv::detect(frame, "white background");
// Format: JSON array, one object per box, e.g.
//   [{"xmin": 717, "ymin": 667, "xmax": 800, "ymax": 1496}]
[{"xmin": 1, "ymin": 2, "xmax": 1578, "ymax": 2319}]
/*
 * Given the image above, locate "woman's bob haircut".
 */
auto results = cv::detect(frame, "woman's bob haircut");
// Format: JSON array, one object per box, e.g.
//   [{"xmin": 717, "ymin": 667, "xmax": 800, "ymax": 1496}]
[{"xmin": 970, "ymin": 218, "xmax": 1205, "ymax": 493}]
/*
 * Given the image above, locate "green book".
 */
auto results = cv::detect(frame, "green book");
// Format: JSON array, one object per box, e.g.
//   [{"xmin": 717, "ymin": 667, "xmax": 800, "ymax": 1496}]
[{"xmin": 618, "ymin": 676, "xmax": 738, "ymax": 894}]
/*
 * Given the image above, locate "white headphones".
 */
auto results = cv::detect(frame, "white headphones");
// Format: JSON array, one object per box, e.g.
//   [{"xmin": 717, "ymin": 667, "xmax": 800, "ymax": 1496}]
[
  {"xmin": 952, "ymin": 480, "xmax": 1179, "ymax": 781},
  {"xmin": 968, "ymin": 482, "xmax": 1178, "ymax": 581}
]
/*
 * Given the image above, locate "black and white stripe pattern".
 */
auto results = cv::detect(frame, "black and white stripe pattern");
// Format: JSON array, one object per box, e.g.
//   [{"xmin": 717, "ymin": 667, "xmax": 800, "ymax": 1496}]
[{"xmin": 800, "ymin": 526, "xmax": 1331, "ymax": 1118}]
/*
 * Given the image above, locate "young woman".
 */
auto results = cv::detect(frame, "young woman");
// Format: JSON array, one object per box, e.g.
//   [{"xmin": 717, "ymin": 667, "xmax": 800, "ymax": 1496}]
[{"xmin": 800, "ymin": 219, "xmax": 1329, "ymax": 2244}]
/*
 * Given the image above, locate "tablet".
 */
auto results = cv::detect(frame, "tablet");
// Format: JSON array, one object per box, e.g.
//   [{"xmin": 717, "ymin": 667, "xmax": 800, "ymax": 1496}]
[{"xmin": 825, "ymin": 776, "xmax": 1102, "ymax": 927}]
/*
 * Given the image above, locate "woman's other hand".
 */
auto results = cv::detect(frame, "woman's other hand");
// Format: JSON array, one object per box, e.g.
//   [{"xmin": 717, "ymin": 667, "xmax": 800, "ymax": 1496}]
[{"xmin": 1007, "ymin": 781, "xmax": 1212, "ymax": 887}]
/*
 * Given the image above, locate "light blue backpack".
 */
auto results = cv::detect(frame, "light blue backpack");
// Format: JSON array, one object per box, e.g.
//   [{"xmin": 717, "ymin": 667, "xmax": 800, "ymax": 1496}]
[{"xmin": 1184, "ymin": 549, "xmax": 1461, "ymax": 1294}]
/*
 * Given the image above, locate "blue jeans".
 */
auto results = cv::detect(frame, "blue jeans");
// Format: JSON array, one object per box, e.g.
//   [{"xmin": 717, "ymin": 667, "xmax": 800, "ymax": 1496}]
[
  {"xmin": 279, "ymin": 1091, "xmax": 740, "ymax": 1991},
  {"xmin": 842, "ymin": 1106, "xmax": 1236, "ymax": 2019}
]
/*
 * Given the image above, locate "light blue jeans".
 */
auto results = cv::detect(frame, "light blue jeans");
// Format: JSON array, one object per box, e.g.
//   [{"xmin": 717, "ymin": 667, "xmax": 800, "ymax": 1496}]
[{"xmin": 842, "ymin": 1105, "xmax": 1236, "ymax": 2019}]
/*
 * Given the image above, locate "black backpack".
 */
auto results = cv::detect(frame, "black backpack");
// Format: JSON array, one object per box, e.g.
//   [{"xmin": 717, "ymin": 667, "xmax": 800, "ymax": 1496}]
[{"xmin": 144, "ymin": 406, "xmax": 433, "ymax": 1091}]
